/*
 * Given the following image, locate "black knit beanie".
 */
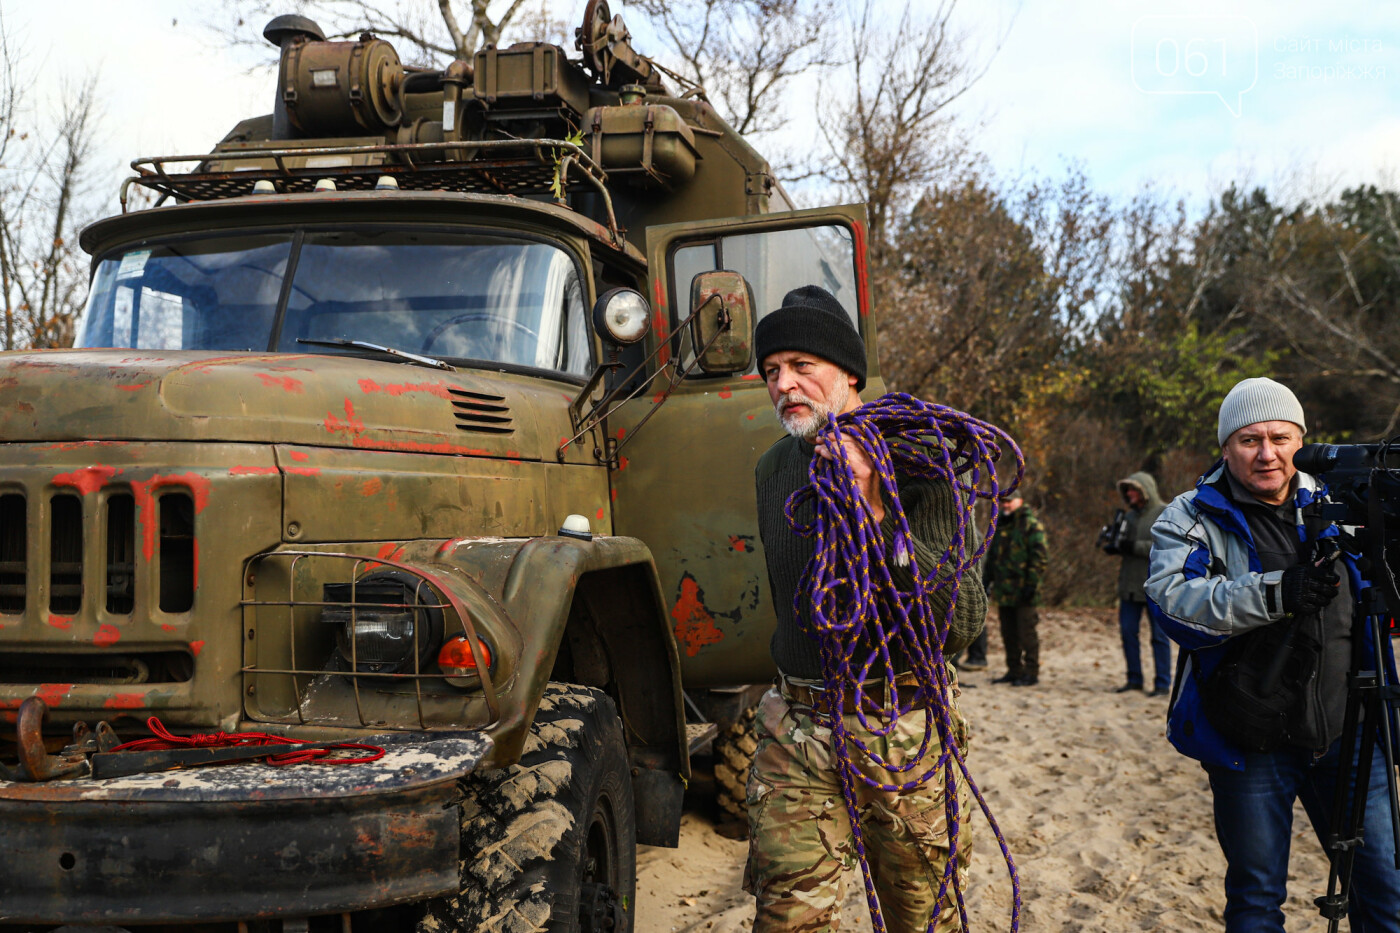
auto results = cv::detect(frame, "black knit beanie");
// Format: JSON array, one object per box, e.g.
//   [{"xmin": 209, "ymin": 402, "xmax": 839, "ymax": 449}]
[{"xmin": 754, "ymin": 285, "xmax": 867, "ymax": 391}]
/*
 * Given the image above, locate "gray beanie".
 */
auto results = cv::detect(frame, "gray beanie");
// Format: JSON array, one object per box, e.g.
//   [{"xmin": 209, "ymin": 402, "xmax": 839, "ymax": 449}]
[{"xmin": 1217, "ymin": 377, "xmax": 1307, "ymax": 446}]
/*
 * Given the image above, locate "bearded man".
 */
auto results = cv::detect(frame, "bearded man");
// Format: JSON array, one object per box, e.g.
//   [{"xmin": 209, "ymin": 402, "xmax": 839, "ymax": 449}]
[{"xmin": 743, "ymin": 284, "xmax": 986, "ymax": 932}]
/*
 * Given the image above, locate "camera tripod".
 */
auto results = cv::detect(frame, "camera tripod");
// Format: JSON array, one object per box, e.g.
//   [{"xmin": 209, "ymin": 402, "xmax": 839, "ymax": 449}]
[{"xmin": 1315, "ymin": 512, "xmax": 1400, "ymax": 930}]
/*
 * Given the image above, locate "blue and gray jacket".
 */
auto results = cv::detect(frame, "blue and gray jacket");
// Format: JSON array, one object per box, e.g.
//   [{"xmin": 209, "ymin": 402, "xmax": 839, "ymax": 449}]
[{"xmin": 1144, "ymin": 460, "xmax": 1398, "ymax": 770}]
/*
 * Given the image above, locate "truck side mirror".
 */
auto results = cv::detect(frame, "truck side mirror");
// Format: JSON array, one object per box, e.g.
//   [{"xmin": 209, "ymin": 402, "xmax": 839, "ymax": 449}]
[{"xmin": 689, "ymin": 270, "xmax": 755, "ymax": 375}]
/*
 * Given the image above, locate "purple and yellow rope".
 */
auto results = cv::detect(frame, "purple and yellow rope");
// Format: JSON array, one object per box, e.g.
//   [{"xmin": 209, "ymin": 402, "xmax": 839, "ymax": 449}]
[{"xmin": 784, "ymin": 392, "xmax": 1024, "ymax": 933}]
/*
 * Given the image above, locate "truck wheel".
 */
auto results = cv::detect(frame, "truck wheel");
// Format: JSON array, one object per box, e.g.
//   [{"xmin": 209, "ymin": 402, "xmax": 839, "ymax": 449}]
[
  {"xmin": 420, "ymin": 684, "xmax": 636, "ymax": 933},
  {"xmin": 712, "ymin": 705, "xmax": 758, "ymax": 820}
]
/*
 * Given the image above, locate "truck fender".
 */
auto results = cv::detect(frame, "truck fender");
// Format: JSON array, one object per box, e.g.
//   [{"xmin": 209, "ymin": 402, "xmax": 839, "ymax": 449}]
[{"xmin": 431, "ymin": 533, "xmax": 687, "ymax": 847}]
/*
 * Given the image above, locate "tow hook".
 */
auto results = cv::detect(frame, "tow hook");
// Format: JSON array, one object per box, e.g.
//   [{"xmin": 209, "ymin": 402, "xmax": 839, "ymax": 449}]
[{"xmin": 0, "ymin": 696, "xmax": 119, "ymax": 782}]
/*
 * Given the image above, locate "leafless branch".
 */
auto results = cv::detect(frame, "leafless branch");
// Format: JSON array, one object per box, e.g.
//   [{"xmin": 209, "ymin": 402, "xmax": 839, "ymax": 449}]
[
  {"xmin": 630, "ymin": 0, "xmax": 837, "ymax": 139},
  {"xmin": 0, "ymin": 9, "xmax": 101, "ymax": 350}
]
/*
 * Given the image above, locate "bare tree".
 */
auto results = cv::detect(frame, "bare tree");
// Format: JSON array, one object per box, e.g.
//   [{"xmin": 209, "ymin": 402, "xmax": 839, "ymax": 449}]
[
  {"xmin": 818, "ymin": 0, "xmax": 998, "ymax": 263},
  {"xmin": 1262, "ymin": 196, "xmax": 1400, "ymax": 435},
  {"xmin": 0, "ymin": 15, "xmax": 23, "ymax": 351},
  {"xmin": 0, "ymin": 14, "xmax": 101, "ymax": 350},
  {"xmin": 627, "ymin": 0, "xmax": 836, "ymax": 139},
  {"xmin": 208, "ymin": 0, "xmax": 570, "ymax": 67}
]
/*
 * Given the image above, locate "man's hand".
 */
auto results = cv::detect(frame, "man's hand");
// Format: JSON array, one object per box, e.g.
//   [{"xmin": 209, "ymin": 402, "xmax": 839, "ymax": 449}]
[
  {"xmin": 1280, "ymin": 562, "xmax": 1340, "ymax": 616},
  {"xmin": 816, "ymin": 435, "xmax": 885, "ymax": 524}
]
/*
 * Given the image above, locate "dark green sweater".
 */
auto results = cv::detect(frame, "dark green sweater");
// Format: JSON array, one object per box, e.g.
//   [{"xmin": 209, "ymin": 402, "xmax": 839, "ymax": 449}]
[{"xmin": 755, "ymin": 434, "xmax": 986, "ymax": 679}]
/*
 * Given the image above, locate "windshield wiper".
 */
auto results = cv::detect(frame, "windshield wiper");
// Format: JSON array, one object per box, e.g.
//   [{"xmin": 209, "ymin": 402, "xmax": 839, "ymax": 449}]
[{"xmin": 296, "ymin": 338, "xmax": 456, "ymax": 372}]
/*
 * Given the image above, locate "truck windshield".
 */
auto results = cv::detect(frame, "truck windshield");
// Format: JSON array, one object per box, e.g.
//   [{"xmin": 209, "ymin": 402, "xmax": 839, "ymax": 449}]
[{"xmin": 76, "ymin": 231, "xmax": 591, "ymax": 376}]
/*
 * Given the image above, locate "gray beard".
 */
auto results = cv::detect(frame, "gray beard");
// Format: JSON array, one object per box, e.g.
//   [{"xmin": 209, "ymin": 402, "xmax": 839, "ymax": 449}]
[{"xmin": 777, "ymin": 382, "xmax": 850, "ymax": 439}]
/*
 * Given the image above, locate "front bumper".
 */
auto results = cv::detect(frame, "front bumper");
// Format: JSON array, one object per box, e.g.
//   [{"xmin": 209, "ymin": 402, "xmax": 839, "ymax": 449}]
[{"xmin": 0, "ymin": 730, "xmax": 491, "ymax": 924}]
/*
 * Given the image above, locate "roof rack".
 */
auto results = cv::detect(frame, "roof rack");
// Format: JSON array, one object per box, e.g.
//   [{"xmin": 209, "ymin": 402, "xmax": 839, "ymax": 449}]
[{"xmin": 119, "ymin": 138, "xmax": 621, "ymax": 243}]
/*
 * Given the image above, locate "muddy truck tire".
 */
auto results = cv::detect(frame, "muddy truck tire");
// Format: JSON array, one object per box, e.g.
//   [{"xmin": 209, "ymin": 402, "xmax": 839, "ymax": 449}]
[
  {"xmin": 420, "ymin": 684, "xmax": 636, "ymax": 933},
  {"xmin": 712, "ymin": 705, "xmax": 758, "ymax": 820}
]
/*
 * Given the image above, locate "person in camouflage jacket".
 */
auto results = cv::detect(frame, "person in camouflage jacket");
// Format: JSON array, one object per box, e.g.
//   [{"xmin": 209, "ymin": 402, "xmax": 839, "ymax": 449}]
[{"xmin": 983, "ymin": 494, "xmax": 1049, "ymax": 685}]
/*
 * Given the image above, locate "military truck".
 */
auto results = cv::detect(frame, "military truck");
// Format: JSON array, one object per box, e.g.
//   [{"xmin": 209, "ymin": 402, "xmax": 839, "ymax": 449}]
[{"xmin": 0, "ymin": 5, "xmax": 875, "ymax": 931}]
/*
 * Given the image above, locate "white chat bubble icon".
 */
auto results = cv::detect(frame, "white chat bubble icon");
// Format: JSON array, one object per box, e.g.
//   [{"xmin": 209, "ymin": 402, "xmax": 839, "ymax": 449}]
[{"xmin": 1131, "ymin": 15, "xmax": 1259, "ymax": 117}]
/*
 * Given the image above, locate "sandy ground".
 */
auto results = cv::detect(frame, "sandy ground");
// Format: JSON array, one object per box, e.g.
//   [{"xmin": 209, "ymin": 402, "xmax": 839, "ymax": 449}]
[{"xmin": 636, "ymin": 609, "xmax": 1339, "ymax": 932}]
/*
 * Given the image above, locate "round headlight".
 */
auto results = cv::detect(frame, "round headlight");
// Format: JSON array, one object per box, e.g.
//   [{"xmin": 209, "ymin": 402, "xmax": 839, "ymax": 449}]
[
  {"xmin": 323, "ymin": 571, "xmax": 443, "ymax": 674},
  {"xmin": 592, "ymin": 287, "xmax": 650, "ymax": 345}
]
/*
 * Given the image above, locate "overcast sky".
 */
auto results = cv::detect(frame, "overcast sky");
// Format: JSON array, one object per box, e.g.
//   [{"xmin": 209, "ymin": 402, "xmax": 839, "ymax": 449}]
[{"xmin": 5, "ymin": 0, "xmax": 1398, "ymax": 224}]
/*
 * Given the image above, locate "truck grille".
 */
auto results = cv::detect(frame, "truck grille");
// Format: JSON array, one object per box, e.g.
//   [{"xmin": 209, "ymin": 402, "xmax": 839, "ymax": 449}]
[
  {"xmin": 448, "ymin": 387, "xmax": 514, "ymax": 434},
  {"xmin": 0, "ymin": 494, "xmax": 25, "ymax": 614},
  {"xmin": 105, "ymin": 494, "xmax": 135, "ymax": 614},
  {"xmin": 49, "ymin": 495, "xmax": 83, "ymax": 615},
  {"xmin": 0, "ymin": 482, "xmax": 199, "ymax": 623},
  {"xmin": 159, "ymin": 493, "xmax": 195, "ymax": 613},
  {"xmin": 0, "ymin": 649, "xmax": 194, "ymax": 684}
]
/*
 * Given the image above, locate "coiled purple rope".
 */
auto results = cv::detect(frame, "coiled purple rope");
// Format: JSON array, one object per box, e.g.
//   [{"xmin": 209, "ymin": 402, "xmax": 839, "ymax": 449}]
[{"xmin": 784, "ymin": 392, "xmax": 1024, "ymax": 933}]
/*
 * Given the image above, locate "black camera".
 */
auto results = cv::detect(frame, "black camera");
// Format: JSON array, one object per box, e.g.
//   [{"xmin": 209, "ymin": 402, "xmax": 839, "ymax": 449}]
[
  {"xmin": 1294, "ymin": 442, "xmax": 1400, "ymax": 530},
  {"xmin": 1097, "ymin": 508, "xmax": 1131, "ymax": 555}
]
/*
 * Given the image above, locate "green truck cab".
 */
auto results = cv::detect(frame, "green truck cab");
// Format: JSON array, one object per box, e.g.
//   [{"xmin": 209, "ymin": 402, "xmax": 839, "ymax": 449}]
[{"xmin": 0, "ymin": 7, "xmax": 877, "ymax": 931}]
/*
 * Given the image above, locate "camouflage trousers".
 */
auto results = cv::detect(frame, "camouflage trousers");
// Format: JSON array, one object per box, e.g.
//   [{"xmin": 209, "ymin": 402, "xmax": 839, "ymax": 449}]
[{"xmin": 743, "ymin": 677, "xmax": 972, "ymax": 933}]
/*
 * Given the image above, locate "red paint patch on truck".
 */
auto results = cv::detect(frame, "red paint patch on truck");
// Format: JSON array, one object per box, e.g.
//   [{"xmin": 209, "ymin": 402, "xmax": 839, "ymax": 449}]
[
  {"xmin": 671, "ymin": 574, "xmax": 725, "ymax": 657},
  {"xmin": 130, "ymin": 473, "xmax": 212, "ymax": 561},
  {"xmin": 94, "ymin": 624, "xmax": 121, "ymax": 647},
  {"xmin": 257, "ymin": 373, "xmax": 304, "ymax": 393},
  {"xmin": 325, "ymin": 399, "xmax": 366, "ymax": 438},
  {"xmin": 358, "ymin": 378, "xmax": 453, "ymax": 400},
  {"xmin": 53, "ymin": 465, "xmax": 120, "ymax": 495},
  {"xmin": 350, "ymin": 437, "xmax": 487, "ymax": 456},
  {"xmin": 38, "ymin": 441, "xmax": 127, "ymax": 452},
  {"xmin": 364, "ymin": 542, "xmax": 405, "ymax": 572},
  {"xmin": 39, "ymin": 683, "xmax": 72, "ymax": 704}
]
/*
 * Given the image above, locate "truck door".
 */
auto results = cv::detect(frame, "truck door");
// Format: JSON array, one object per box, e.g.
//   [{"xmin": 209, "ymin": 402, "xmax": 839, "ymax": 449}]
[{"xmin": 609, "ymin": 205, "xmax": 875, "ymax": 688}]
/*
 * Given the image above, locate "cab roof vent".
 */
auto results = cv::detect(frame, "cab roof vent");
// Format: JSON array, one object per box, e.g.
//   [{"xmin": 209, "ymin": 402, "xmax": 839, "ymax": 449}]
[{"xmin": 448, "ymin": 388, "xmax": 514, "ymax": 434}]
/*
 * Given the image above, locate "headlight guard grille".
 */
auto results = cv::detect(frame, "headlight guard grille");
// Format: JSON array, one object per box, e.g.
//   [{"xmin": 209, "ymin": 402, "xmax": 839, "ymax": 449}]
[{"xmin": 240, "ymin": 550, "xmax": 498, "ymax": 731}]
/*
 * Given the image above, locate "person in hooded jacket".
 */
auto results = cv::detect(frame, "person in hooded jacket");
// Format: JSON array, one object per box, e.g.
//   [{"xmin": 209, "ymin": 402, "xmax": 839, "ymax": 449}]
[
  {"xmin": 1112, "ymin": 471, "xmax": 1172, "ymax": 696},
  {"xmin": 1145, "ymin": 377, "xmax": 1400, "ymax": 932}
]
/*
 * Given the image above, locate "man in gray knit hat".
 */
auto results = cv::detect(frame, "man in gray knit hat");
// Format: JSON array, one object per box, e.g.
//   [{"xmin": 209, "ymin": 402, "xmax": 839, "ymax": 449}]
[
  {"xmin": 745, "ymin": 284, "xmax": 986, "ymax": 932},
  {"xmin": 1145, "ymin": 376, "xmax": 1400, "ymax": 930}
]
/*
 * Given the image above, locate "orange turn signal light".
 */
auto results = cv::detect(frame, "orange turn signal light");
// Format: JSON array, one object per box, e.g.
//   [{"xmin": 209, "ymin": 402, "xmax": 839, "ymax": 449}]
[{"xmin": 438, "ymin": 633, "xmax": 492, "ymax": 677}]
